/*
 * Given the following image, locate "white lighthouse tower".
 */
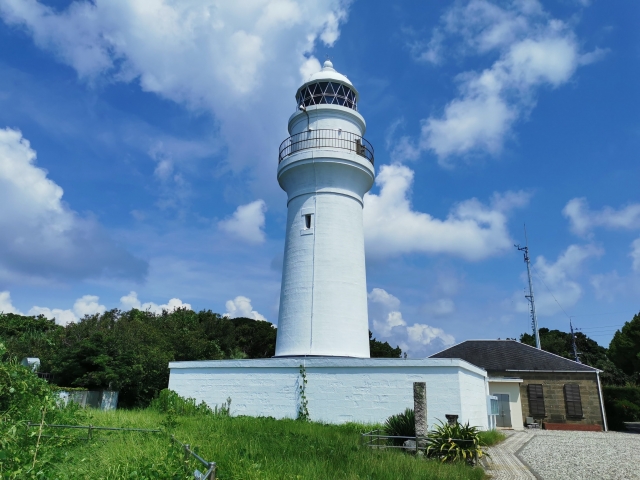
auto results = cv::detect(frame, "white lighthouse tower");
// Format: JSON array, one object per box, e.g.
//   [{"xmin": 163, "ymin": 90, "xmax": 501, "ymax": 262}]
[{"xmin": 275, "ymin": 60, "xmax": 374, "ymax": 357}]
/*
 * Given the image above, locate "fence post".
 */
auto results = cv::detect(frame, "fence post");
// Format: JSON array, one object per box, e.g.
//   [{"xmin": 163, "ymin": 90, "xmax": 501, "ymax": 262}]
[
  {"xmin": 88, "ymin": 424, "xmax": 93, "ymax": 440},
  {"xmin": 414, "ymin": 382, "xmax": 427, "ymax": 453},
  {"xmin": 208, "ymin": 462, "xmax": 216, "ymax": 480},
  {"xmin": 184, "ymin": 444, "xmax": 190, "ymax": 462}
]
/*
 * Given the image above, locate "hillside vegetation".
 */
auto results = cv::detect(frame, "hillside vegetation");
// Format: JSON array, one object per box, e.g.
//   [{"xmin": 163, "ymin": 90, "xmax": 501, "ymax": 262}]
[{"xmin": 0, "ymin": 309, "xmax": 400, "ymax": 408}]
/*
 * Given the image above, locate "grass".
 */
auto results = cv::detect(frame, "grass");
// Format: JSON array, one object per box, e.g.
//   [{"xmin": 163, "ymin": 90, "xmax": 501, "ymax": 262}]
[
  {"xmin": 46, "ymin": 409, "xmax": 487, "ymax": 480},
  {"xmin": 478, "ymin": 429, "xmax": 507, "ymax": 447}
]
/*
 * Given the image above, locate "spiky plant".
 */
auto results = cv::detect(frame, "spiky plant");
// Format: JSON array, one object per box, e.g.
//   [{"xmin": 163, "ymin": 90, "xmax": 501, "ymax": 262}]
[
  {"xmin": 425, "ymin": 420, "xmax": 487, "ymax": 464},
  {"xmin": 384, "ymin": 408, "xmax": 415, "ymax": 445}
]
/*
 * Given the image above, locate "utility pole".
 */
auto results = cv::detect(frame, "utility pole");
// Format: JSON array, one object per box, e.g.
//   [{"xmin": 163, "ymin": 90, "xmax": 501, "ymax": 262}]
[
  {"xmin": 570, "ymin": 317, "xmax": 581, "ymax": 363},
  {"xmin": 515, "ymin": 226, "xmax": 541, "ymax": 349}
]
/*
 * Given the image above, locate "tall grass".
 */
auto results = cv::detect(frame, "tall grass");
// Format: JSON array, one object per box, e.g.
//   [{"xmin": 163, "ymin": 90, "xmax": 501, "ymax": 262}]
[
  {"xmin": 478, "ymin": 429, "xmax": 507, "ymax": 446},
  {"xmin": 50, "ymin": 409, "xmax": 485, "ymax": 480}
]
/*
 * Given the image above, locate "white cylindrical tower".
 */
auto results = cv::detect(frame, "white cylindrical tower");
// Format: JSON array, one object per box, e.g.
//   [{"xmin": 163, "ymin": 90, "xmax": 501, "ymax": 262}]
[{"xmin": 275, "ymin": 61, "xmax": 374, "ymax": 357}]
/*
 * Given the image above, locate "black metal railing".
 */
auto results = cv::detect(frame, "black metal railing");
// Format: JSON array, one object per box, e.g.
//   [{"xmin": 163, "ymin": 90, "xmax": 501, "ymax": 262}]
[{"xmin": 278, "ymin": 129, "xmax": 374, "ymax": 165}]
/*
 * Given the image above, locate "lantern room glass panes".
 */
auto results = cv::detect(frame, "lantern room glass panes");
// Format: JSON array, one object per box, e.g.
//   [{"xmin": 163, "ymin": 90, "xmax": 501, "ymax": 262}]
[{"xmin": 295, "ymin": 81, "xmax": 357, "ymax": 111}]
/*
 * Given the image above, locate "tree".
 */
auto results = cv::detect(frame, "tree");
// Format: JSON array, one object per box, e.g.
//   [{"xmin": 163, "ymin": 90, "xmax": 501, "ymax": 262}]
[
  {"xmin": 520, "ymin": 327, "xmax": 631, "ymax": 386},
  {"xmin": 369, "ymin": 331, "xmax": 402, "ymax": 358},
  {"xmin": 609, "ymin": 312, "xmax": 640, "ymax": 380}
]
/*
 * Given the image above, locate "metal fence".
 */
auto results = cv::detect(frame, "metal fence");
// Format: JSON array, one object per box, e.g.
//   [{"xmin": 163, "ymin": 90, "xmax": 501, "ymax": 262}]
[
  {"xmin": 26, "ymin": 422, "xmax": 161, "ymax": 441},
  {"xmin": 172, "ymin": 435, "xmax": 217, "ymax": 480},
  {"xmin": 278, "ymin": 129, "xmax": 374, "ymax": 165},
  {"xmin": 361, "ymin": 429, "xmax": 480, "ymax": 464}
]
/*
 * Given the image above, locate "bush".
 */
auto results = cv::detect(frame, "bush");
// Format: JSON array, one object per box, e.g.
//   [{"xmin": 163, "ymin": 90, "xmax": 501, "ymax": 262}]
[
  {"xmin": 603, "ymin": 386, "xmax": 640, "ymax": 431},
  {"xmin": 150, "ymin": 389, "xmax": 230, "ymax": 417},
  {"xmin": 0, "ymin": 343, "xmax": 86, "ymax": 478},
  {"xmin": 426, "ymin": 420, "xmax": 486, "ymax": 464},
  {"xmin": 383, "ymin": 408, "xmax": 415, "ymax": 446}
]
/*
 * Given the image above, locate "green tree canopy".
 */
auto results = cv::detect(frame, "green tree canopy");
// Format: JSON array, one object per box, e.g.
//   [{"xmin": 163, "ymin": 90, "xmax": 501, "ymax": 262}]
[
  {"xmin": 608, "ymin": 312, "xmax": 640, "ymax": 379},
  {"xmin": 369, "ymin": 331, "xmax": 402, "ymax": 358}
]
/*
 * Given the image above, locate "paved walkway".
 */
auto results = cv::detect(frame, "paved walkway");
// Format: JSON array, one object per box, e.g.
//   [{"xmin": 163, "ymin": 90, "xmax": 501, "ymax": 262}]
[{"xmin": 483, "ymin": 431, "xmax": 537, "ymax": 480}]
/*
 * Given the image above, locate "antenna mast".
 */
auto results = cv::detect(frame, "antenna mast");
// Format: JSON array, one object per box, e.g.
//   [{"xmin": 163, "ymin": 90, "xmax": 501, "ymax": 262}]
[
  {"xmin": 570, "ymin": 317, "xmax": 581, "ymax": 363},
  {"xmin": 515, "ymin": 225, "xmax": 541, "ymax": 349}
]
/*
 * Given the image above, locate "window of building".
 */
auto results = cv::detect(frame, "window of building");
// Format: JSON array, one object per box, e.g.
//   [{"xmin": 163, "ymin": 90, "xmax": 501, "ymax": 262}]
[
  {"xmin": 564, "ymin": 384, "xmax": 583, "ymax": 418},
  {"xmin": 527, "ymin": 384, "xmax": 545, "ymax": 417},
  {"xmin": 304, "ymin": 214, "xmax": 312, "ymax": 229}
]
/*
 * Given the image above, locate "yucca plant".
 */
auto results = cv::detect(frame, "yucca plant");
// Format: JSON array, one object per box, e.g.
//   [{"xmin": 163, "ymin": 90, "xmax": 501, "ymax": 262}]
[
  {"xmin": 425, "ymin": 420, "xmax": 487, "ymax": 464},
  {"xmin": 383, "ymin": 408, "xmax": 415, "ymax": 446}
]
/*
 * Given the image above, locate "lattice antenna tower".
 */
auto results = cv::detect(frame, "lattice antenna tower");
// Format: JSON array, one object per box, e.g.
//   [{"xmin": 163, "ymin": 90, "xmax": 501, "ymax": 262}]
[
  {"xmin": 570, "ymin": 317, "xmax": 581, "ymax": 363},
  {"xmin": 515, "ymin": 225, "xmax": 541, "ymax": 349}
]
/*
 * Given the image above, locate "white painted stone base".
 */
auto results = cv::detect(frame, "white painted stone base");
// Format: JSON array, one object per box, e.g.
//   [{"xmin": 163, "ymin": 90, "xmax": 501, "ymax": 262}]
[{"xmin": 168, "ymin": 357, "xmax": 490, "ymax": 429}]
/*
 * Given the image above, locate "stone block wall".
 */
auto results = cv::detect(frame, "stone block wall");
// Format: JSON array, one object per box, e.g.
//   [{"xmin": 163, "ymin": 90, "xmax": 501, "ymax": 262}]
[{"xmin": 490, "ymin": 371, "xmax": 603, "ymax": 428}]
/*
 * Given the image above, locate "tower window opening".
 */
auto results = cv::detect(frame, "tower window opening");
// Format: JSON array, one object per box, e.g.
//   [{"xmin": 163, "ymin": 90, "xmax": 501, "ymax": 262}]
[
  {"xmin": 296, "ymin": 81, "xmax": 357, "ymax": 111},
  {"xmin": 304, "ymin": 214, "xmax": 312, "ymax": 229}
]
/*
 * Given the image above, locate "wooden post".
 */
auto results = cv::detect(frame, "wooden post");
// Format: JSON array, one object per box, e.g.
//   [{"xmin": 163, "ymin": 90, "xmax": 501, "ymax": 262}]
[{"xmin": 413, "ymin": 382, "xmax": 427, "ymax": 452}]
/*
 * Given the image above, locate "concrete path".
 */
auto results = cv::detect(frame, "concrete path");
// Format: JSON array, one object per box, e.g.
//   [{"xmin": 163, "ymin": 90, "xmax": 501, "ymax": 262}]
[{"xmin": 483, "ymin": 431, "xmax": 537, "ymax": 480}]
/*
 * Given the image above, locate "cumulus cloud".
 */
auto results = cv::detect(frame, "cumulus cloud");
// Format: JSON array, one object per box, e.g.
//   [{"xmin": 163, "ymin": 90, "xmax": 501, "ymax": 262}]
[
  {"xmin": 29, "ymin": 295, "xmax": 106, "ymax": 326},
  {"xmin": 0, "ymin": 291, "xmax": 20, "ymax": 314},
  {"xmin": 368, "ymin": 288, "xmax": 454, "ymax": 357},
  {"xmin": 398, "ymin": 0, "xmax": 604, "ymax": 164},
  {"xmin": 0, "ymin": 0, "xmax": 352, "ymax": 194},
  {"xmin": 511, "ymin": 244, "xmax": 603, "ymax": 316},
  {"xmin": 0, "ymin": 128, "xmax": 147, "ymax": 282},
  {"xmin": 218, "ymin": 200, "xmax": 267, "ymax": 244},
  {"xmin": 119, "ymin": 291, "xmax": 192, "ymax": 314},
  {"xmin": 224, "ymin": 295, "xmax": 267, "ymax": 321},
  {"xmin": 563, "ymin": 198, "xmax": 640, "ymax": 236},
  {"xmin": 363, "ymin": 164, "xmax": 530, "ymax": 260}
]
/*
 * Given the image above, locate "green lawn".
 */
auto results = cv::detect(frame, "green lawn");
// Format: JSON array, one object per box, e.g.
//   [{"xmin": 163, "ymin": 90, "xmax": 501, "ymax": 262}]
[{"xmin": 46, "ymin": 410, "xmax": 487, "ymax": 480}]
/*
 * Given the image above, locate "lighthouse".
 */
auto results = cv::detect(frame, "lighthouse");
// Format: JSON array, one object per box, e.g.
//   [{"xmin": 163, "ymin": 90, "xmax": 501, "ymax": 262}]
[{"xmin": 275, "ymin": 60, "xmax": 374, "ymax": 357}]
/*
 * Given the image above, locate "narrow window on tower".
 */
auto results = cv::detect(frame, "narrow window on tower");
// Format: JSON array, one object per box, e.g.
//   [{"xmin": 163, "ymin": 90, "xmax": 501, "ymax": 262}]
[{"xmin": 304, "ymin": 214, "xmax": 312, "ymax": 229}]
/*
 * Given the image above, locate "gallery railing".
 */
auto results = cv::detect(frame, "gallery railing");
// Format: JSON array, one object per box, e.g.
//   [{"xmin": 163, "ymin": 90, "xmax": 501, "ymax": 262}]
[{"xmin": 278, "ymin": 129, "xmax": 374, "ymax": 165}]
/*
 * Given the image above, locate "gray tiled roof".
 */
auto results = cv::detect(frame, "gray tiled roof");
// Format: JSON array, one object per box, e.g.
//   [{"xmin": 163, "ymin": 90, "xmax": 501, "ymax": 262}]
[{"xmin": 429, "ymin": 340, "xmax": 597, "ymax": 372}]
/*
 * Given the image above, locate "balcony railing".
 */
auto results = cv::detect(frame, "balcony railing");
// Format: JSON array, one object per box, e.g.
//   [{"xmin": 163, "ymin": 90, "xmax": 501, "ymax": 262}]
[{"xmin": 279, "ymin": 129, "xmax": 374, "ymax": 165}]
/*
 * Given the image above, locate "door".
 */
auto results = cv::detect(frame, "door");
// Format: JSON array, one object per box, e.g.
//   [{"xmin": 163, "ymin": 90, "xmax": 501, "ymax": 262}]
[{"xmin": 496, "ymin": 393, "xmax": 512, "ymax": 428}]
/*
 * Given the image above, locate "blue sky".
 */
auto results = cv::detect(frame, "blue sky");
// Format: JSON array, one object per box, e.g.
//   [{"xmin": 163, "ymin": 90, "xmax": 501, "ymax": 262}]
[{"xmin": 0, "ymin": 0, "xmax": 638, "ymax": 356}]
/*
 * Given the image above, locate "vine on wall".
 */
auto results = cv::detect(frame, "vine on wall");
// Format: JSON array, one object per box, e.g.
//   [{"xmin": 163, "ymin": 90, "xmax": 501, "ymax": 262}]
[{"xmin": 297, "ymin": 364, "xmax": 309, "ymax": 421}]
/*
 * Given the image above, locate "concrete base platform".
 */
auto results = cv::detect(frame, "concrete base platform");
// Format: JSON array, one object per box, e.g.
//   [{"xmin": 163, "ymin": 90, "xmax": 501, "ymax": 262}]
[{"xmin": 168, "ymin": 357, "xmax": 490, "ymax": 428}]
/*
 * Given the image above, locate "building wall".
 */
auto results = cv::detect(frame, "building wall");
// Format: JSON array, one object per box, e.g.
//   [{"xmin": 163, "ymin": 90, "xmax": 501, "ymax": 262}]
[
  {"xmin": 488, "ymin": 381, "xmax": 524, "ymax": 430},
  {"xmin": 492, "ymin": 371, "xmax": 604, "ymax": 428},
  {"xmin": 168, "ymin": 358, "xmax": 490, "ymax": 429}
]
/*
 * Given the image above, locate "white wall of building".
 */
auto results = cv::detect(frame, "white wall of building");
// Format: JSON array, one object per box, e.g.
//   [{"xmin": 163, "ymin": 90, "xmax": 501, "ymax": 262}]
[
  {"xmin": 489, "ymin": 379, "xmax": 524, "ymax": 430},
  {"xmin": 168, "ymin": 358, "xmax": 490, "ymax": 429}
]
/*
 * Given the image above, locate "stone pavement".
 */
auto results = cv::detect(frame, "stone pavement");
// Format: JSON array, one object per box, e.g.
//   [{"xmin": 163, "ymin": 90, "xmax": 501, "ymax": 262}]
[{"xmin": 483, "ymin": 430, "xmax": 537, "ymax": 479}]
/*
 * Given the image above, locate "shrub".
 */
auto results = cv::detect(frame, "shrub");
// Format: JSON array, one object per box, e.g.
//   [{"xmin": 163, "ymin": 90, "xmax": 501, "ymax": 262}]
[
  {"xmin": 150, "ymin": 388, "xmax": 230, "ymax": 417},
  {"xmin": 0, "ymin": 343, "xmax": 86, "ymax": 477},
  {"xmin": 426, "ymin": 420, "xmax": 486, "ymax": 464},
  {"xmin": 383, "ymin": 408, "xmax": 415, "ymax": 446},
  {"xmin": 603, "ymin": 386, "xmax": 640, "ymax": 431}
]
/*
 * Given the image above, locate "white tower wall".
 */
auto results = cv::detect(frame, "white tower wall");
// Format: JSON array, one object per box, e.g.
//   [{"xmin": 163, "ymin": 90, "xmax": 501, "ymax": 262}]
[{"xmin": 275, "ymin": 62, "xmax": 374, "ymax": 358}]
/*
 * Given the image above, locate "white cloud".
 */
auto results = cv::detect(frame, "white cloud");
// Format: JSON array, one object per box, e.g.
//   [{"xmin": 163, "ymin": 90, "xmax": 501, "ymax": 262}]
[
  {"xmin": 511, "ymin": 244, "xmax": 603, "ymax": 316},
  {"xmin": 368, "ymin": 288, "xmax": 454, "ymax": 357},
  {"xmin": 631, "ymin": 238, "xmax": 640, "ymax": 272},
  {"xmin": 28, "ymin": 294, "xmax": 106, "ymax": 326},
  {"xmin": 224, "ymin": 295, "xmax": 267, "ymax": 321},
  {"xmin": 218, "ymin": 200, "xmax": 267, "ymax": 244},
  {"xmin": 563, "ymin": 198, "xmax": 640, "ymax": 236},
  {"xmin": 0, "ymin": 291, "xmax": 21, "ymax": 314},
  {"xmin": 424, "ymin": 298, "xmax": 456, "ymax": 316},
  {"xmin": 363, "ymin": 164, "xmax": 530, "ymax": 260},
  {"xmin": 398, "ymin": 0, "xmax": 604, "ymax": 164},
  {"xmin": 0, "ymin": 0, "xmax": 352, "ymax": 197},
  {"xmin": 0, "ymin": 127, "xmax": 146, "ymax": 282},
  {"xmin": 119, "ymin": 291, "xmax": 192, "ymax": 314}
]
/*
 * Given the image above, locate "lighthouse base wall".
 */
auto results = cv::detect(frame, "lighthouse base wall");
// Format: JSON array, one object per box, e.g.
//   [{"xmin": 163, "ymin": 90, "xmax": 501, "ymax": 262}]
[{"xmin": 168, "ymin": 358, "xmax": 490, "ymax": 428}]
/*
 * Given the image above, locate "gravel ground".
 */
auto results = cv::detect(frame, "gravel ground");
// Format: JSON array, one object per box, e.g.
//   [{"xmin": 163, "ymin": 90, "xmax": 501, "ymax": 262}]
[{"xmin": 518, "ymin": 430, "xmax": 640, "ymax": 480}]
